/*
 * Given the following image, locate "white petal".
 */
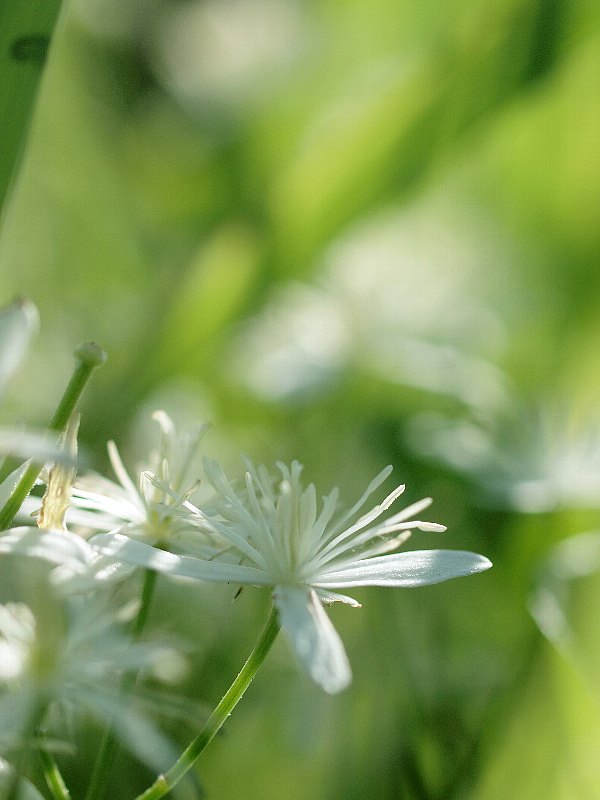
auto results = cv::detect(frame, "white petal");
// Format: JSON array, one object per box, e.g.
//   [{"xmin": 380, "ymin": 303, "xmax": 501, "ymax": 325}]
[
  {"xmin": 314, "ymin": 549, "xmax": 492, "ymax": 588},
  {"xmin": 0, "ymin": 463, "xmax": 29, "ymax": 508},
  {"xmin": 57, "ymin": 556, "xmax": 135, "ymax": 592},
  {"xmin": 315, "ymin": 589, "xmax": 362, "ymax": 608},
  {"xmin": 325, "ymin": 465, "xmax": 394, "ymax": 540},
  {"xmin": 335, "ymin": 531, "xmax": 413, "ymax": 564},
  {"xmin": 0, "ymin": 299, "xmax": 38, "ymax": 396},
  {"xmin": 0, "ymin": 527, "xmax": 94, "ymax": 571},
  {"xmin": 65, "ymin": 506, "xmax": 127, "ymax": 532},
  {"xmin": 318, "ymin": 483, "xmax": 408, "ymax": 558},
  {"xmin": 90, "ymin": 533, "xmax": 272, "ymax": 585},
  {"xmin": 0, "ymin": 757, "xmax": 46, "ymax": 800},
  {"xmin": 273, "ymin": 586, "xmax": 352, "ymax": 694},
  {"xmin": 0, "ymin": 429, "xmax": 71, "ymax": 465},
  {"xmin": 107, "ymin": 441, "xmax": 145, "ymax": 512}
]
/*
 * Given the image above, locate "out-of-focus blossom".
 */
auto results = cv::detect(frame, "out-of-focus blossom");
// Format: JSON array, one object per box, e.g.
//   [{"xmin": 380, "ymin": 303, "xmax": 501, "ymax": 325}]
[
  {"xmin": 408, "ymin": 401, "xmax": 600, "ymax": 512},
  {"xmin": 0, "ymin": 597, "xmax": 184, "ymax": 769},
  {"xmin": 232, "ymin": 283, "xmax": 349, "ymax": 400},
  {"xmin": 530, "ymin": 530, "xmax": 600, "ymax": 704},
  {"xmin": 153, "ymin": 0, "xmax": 306, "ymax": 109},
  {"xmin": 230, "ymin": 203, "xmax": 514, "ymax": 410}
]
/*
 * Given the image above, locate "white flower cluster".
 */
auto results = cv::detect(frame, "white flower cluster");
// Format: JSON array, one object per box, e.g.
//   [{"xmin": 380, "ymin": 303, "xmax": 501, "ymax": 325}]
[
  {"xmin": 0, "ymin": 301, "xmax": 491, "ymax": 697},
  {"xmin": 0, "ymin": 296, "xmax": 494, "ymax": 800},
  {"xmin": 0, "ymin": 297, "xmax": 491, "ymax": 704}
]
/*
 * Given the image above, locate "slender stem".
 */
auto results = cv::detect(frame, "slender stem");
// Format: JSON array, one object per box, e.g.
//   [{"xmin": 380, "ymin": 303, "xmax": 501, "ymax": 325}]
[
  {"xmin": 83, "ymin": 726, "xmax": 118, "ymax": 800},
  {"xmin": 39, "ymin": 749, "xmax": 71, "ymax": 800},
  {"xmin": 85, "ymin": 570, "xmax": 158, "ymax": 800},
  {"xmin": 0, "ymin": 343, "xmax": 106, "ymax": 531},
  {"xmin": 132, "ymin": 569, "xmax": 158, "ymax": 638},
  {"xmin": 48, "ymin": 344, "xmax": 106, "ymax": 432},
  {"xmin": 134, "ymin": 606, "xmax": 281, "ymax": 800}
]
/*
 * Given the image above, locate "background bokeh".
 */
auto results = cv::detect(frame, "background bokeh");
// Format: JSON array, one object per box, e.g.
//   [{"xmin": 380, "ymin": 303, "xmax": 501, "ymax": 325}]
[{"xmin": 1, "ymin": 0, "xmax": 600, "ymax": 797}]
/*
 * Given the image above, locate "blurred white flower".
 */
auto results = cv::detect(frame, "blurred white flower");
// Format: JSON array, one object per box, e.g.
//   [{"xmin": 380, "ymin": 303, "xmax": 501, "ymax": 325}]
[
  {"xmin": 408, "ymin": 401, "xmax": 600, "ymax": 513},
  {"xmin": 91, "ymin": 460, "xmax": 491, "ymax": 693},
  {"xmin": 530, "ymin": 530, "xmax": 600, "ymax": 705},
  {"xmin": 231, "ymin": 203, "xmax": 514, "ymax": 410},
  {"xmin": 154, "ymin": 0, "xmax": 305, "ymax": 108},
  {"xmin": 232, "ymin": 283, "xmax": 349, "ymax": 400},
  {"xmin": 0, "ymin": 596, "xmax": 183, "ymax": 769}
]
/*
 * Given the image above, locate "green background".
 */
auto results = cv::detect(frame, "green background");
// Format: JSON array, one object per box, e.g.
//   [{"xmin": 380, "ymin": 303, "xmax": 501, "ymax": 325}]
[{"xmin": 1, "ymin": 0, "xmax": 600, "ymax": 797}]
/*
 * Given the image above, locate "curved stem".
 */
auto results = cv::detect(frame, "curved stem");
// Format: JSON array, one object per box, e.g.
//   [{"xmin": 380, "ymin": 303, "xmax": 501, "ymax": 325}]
[
  {"xmin": 38, "ymin": 748, "xmax": 71, "ymax": 800},
  {"xmin": 85, "ymin": 570, "xmax": 157, "ymax": 800},
  {"xmin": 134, "ymin": 605, "xmax": 280, "ymax": 800}
]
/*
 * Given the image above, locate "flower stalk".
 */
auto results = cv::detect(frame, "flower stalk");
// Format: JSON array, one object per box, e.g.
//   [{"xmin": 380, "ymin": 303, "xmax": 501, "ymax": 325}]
[
  {"xmin": 85, "ymin": 569, "xmax": 158, "ymax": 800},
  {"xmin": 0, "ymin": 343, "xmax": 106, "ymax": 531},
  {"xmin": 39, "ymin": 748, "xmax": 72, "ymax": 800},
  {"xmin": 135, "ymin": 606, "xmax": 280, "ymax": 800}
]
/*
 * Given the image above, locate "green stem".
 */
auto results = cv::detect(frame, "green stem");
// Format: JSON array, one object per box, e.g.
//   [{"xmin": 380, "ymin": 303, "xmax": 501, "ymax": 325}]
[
  {"xmin": 134, "ymin": 606, "xmax": 281, "ymax": 800},
  {"xmin": 0, "ymin": 342, "xmax": 106, "ymax": 531},
  {"xmin": 84, "ymin": 570, "xmax": 158, "ymax": 800},
  {"xmin": 132, "ymin": 569, "xmax": 158, "ymax": 638},
  {"xmin": 38, "ymin": 749, "xmax": 71, "ymax": 800}
]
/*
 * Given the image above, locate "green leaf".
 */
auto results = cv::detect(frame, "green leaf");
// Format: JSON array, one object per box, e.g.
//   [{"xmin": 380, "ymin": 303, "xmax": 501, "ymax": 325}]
[{"xmin": 0, "ymin": 0, "xmax": 61, "ymax": 211}]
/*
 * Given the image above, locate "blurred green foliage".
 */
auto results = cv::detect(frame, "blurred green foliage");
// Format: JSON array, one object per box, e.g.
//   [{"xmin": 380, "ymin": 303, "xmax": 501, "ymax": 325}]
[{"xmin": 1, "ymin": 0, "xmax": 600, "ymax": 797}]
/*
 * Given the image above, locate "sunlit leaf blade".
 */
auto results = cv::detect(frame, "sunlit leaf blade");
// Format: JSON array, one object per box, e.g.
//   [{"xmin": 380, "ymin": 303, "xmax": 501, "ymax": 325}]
[{"xmin": 0, "ymin": 0, "xmax": 61, "ymax": 212}]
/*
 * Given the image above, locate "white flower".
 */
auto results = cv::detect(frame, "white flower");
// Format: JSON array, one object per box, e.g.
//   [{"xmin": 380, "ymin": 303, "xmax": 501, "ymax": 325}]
[
  {"xmin": 69, "ymin": 411, "xmax": 215, "ymax": 556},
  {"xmin": 0, "ymin": 413, "xmax": 219, "ymax": 592},
  {"xmin": 408, "ymin": 400, "xmax": 600, "ymax": 513},
  {"xmin": 91, "ymin": 460, "xmax": 492, "ymax": 693},
  {"xmin": 0, "ymin": 596, "xmax": 184, "ymax": 769}
]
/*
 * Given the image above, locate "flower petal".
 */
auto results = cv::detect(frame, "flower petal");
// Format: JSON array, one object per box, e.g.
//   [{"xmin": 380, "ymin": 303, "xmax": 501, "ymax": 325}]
[
  {"xmin": 0, "ymin": 299, "xmax": 38, "ymax": 396},
  {"xmin": 107, "ymin": 441, "xmax": 146, "ymax": 513},
  {"xmin": 314, "ymin": 549, "xmax": 492, "ymax": 588},
  {"xmin": 0, "ymin": 429, "xmax": 73, "ymax": 465},
  {"xmin": 0, "ymin": 527, "xmax": 95, "ymax": 571},
  {"xmin": 273, "ymin": 586, "xmax": 352, "ymax": 694},
  {"xmin": 315, "ymin": 588, "xmax": 362, "ymax": 608},
  {"xmin": 90, "ymin": 532, "xmax": 272, "ymax": 585},
  {"xmin": 0, "ymin": 463, "xmax": 30, "ymax": 509},
  {"xmin": 0, "ymin": 757, "xmax": 46, "ymax": 800}
]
